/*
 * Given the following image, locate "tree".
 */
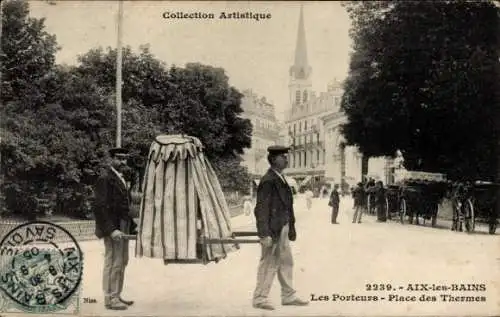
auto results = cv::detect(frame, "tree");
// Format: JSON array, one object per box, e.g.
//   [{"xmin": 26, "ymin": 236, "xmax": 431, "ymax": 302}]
[
  {"xmin": 341, "ymin": 1, "xmax": 500, "ymax": 181},
  {"xmin": 1, "ymin": 65, "xmax": 114, "ymax": 219},
  {"xmin": 159, "ymin": 64, "xmax": 252, "ymax": 193},
  {"xmin": 76, "ymin": 48, "xmax": 253, "ymax": 185},
  {"xmin": 1, "ymin": 0, "xmax": 59, "ymax": 106},
  {"xmin": 161, "ymin": 63, "xmax": 252, "ymax": 159},
  {"xmin": 76, "ymin": 45, "xmax": 172, "ymax": 108},
  {"xmin": 0, "ymin": 1, "xmax": 115, "ymax": 218},
  {"xmin": 75, "ymin": 46, "xmax": 168, "ymax": 186},
  {"xmin": 211, "ymin": 155, "xmax": 251, "ymax": 195},
  {"xmin": 1, "ymin": 1, "xmax": 253, "ymax": 219}
]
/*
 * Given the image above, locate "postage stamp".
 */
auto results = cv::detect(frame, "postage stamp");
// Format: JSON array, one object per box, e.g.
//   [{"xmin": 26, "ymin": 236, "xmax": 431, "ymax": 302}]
[{"xmin": 0, "ymin": 221, "xmax": 83, "ymax": 314}]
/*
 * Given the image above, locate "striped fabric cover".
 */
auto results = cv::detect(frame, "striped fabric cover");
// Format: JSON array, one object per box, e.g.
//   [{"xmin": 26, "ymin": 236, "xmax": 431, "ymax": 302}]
[{"xmin": 135, "ymin": 135, "xmax": 236, "ymax": 264}]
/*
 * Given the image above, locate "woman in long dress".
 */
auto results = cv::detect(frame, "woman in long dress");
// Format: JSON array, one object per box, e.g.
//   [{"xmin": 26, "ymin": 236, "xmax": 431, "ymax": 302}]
[{"xmin": 305, "ymin": 188, "xmax": 313, "ymax": 211}]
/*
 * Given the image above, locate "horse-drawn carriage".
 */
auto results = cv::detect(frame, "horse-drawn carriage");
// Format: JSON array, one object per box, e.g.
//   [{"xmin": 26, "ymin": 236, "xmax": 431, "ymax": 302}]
[
  {"xmin": 386, "ymin": 171, "xmax": 449, "ymax": 226},
  {"xmin": 365, "ymin": 184, "xmax": 389, "ymax": 218},
  {"xmin": 452, "ymin": 181, "xmax": 499, "ymax": 234}
]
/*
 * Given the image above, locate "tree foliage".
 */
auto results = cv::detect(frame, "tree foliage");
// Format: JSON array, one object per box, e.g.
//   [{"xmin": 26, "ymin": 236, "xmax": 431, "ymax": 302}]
[
  {"xmin": 162, "ymin": 63, "xmax": 252, "ymax": 159},
  {"xmin": 75, "ymin": 48, "xmax": 253, "ymax": 191},
  {"xmin": 341, "ymin": 1, "xmax": 500, "ymax": 181},
  {"xmin": 211, "ymin": 155, "xmax": 251, "ymax": 194},
  {"xmin": 1, "ymin": 0, "xmax": 58, "ymax": 106},
  {"xmin": 1, "ymin": 0, "xmax": 252, "ymax": 219}
]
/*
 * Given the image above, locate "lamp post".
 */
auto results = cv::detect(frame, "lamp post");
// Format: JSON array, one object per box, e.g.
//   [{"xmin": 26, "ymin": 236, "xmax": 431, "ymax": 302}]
[
  {"xmin": 115, "ymin": 0, "xmax": 124, "ymax": 148},
  {"xmin": 288, "ymin": 130, "xmax": 296, "ymax": 168}
]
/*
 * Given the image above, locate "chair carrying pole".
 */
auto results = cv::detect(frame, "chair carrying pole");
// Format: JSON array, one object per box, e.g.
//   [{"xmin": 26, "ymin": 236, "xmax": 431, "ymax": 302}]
[{"xmin": 122, "ymin": 231, "xmax": 260, "ymax": 244}]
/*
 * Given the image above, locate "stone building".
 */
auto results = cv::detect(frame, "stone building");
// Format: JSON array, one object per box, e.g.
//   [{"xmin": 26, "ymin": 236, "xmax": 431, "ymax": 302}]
[
  {"xmin": 240, "ymin": 90, "xmax": 281, "ymax": 179},
  {"xmin": 283, "ymin": 6, "xmax": 389, "ymax": 190}
]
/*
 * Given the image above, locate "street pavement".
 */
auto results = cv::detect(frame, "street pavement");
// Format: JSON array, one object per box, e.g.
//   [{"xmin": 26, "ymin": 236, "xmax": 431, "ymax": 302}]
[{"xmin": 27, "ymin": 195, "xmax": 500, "ymax": 316}]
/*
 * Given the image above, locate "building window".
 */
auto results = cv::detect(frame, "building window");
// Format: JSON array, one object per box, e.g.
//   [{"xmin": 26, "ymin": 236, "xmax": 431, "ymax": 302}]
[
  {"xmin": 303, "ymin": 90, "xmax": 308, "ymax": 103},
  {"xmin": 298, "ymin": 152, "xmax": 302, "ymax": 167},
  {"xmin": 305, "ymin": 120, "xmax": 308, "ymax": 131},
  {"xmin": 317, "ymin": 150, "xmax": 320, "ymax": 161},
  {"xmin": 304, "ymin": 151, "xmax": 307, "ymax": 167},
  {"xmin": 299, "ymin": 121, "xmax": 302, "ymax": 133},
  {"xmin": 295, "ymin": 90, "xmax": 301, "ymax": 104},
  {"xmin": 293, "ymin": 123, "xmax": 296, "ymax": 135}
]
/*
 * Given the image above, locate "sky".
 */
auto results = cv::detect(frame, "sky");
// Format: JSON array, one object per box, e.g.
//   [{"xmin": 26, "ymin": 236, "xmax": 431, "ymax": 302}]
[{"xmin": 29, "ymin": 1, "xmax": 353, "ymax": 121}]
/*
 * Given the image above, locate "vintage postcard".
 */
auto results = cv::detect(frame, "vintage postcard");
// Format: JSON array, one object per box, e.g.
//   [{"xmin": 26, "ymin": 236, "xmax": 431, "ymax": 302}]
[{"xmin": 1, "ymin": 1, "xmax": 499, "ymax": 316}]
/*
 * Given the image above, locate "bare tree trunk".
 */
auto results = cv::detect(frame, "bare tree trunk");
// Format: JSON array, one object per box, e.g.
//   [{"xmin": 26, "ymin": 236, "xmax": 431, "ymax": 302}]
[
  {"xmin": 496, "ymin": 111, "xmax": 500, "ymax": 231},
  {"xmin": 361, "ymin": 154, "xmax": 369, "ymax": 182}
]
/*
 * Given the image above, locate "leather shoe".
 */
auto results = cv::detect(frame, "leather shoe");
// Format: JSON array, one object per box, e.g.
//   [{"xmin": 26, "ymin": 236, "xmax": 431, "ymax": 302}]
[
  {"xmin": 120, "ymin": 298, "xmax": 134, "ymax": 306},
  {"xmin": 253, "ymin": 302, "xmax": 275, "ymax": 310},
  {"xmin": 105, "ymin": 300, "xmax": 127, "ymax": 310},
  {"xmin": 282, "ymin": 298, "xmax": 309, "ymax": 306}
]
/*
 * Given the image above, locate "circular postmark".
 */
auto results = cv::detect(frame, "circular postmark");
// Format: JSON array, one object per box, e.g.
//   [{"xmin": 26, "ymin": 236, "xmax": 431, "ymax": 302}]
[{"xmin": 0, "ymin": 221, "xmax": 83, "ymax": 313}]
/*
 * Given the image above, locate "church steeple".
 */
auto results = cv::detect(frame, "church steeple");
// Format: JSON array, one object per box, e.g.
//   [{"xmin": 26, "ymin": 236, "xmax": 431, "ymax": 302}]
[
  {"xmin": 288, "ymin": 5, "xmax": 312, "ymax": 107},
  {"xmin": 289, "ymin": 5, "xmax": 312, "ymax": 80}
]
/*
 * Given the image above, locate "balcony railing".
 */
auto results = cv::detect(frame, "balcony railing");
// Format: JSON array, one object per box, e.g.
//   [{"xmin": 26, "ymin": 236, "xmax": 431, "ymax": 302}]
[{"xmin": 290, "ymin": 141, "xmax": 323, "ymax": 151}]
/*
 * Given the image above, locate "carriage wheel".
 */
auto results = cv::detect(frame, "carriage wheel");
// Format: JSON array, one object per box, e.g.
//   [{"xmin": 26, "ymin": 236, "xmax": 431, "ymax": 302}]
[
  {"xmin": 431, "ymin": 205, "xmax": 438, "ymax": 227},
  {"xmin": 451, "ymin": 203, "xmax": 459, "ymax": 231},
  {"xmin": 386, "ymin": 197, "xmax": 391, "ymax": 220},
  {"xmin": 367, "ymin": 195, "xmax": 372, "ymax": 215},
  {"xmin": 489, "ymin": 222, "xmax": 497, "ymax": 235},
  {"xmin": 399, "ymin": 198, "xmax": 407, "ymax": 224},
  {"xmin": 464, "ymin": 199, "xmax": 475, "ymax": 233}
]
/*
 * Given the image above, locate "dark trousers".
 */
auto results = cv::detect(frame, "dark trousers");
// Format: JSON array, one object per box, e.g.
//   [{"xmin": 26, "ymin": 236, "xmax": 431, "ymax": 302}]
[
  {"xmin": 376, "ymin": 203, "xmax": 386, "ymax": 222},
  {"xmin": 331, "ymin": 205, "xmax": 339, "ymax": 223}
]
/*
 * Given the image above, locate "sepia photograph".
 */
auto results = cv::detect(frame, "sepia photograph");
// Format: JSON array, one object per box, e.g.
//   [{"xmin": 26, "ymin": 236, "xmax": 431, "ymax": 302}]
[{"xmin": 0, "ymin": 1, "xmax": 499, "ymax": 316}]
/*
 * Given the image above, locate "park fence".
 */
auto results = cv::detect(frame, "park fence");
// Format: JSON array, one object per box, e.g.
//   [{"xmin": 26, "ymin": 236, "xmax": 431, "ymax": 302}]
[{"xmin": 0, "ymin": 204, "xmax": 244, "ymax": 243}]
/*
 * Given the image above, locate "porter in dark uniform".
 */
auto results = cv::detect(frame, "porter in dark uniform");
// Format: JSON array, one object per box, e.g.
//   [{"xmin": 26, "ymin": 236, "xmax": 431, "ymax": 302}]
[
  {"xmin": 93, "ymin": 148, "xmax": 137, "ymax": 310},
  {"xmin": 252, "ymin": 145, "xmax": 309, "ymax": 310}
]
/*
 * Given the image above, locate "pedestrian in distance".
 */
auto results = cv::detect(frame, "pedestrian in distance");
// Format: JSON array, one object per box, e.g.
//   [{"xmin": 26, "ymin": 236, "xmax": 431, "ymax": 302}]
[
  {"xmin": 329, "ymin": 184, "xmax": 340, "ymax": 224},
  {"xmin": 374, "ymin": 181, "xmax": 387, "ymax": 222},
  {"xmin": 365, "ymin": 177, "xmax": 376, "ymax": 215},
  {"xmin": 252, "ymin": 145, "xmax": 309, "ymax": 311},
  {"xmin": 352, "ymin": 182, "xmax": 365, "ymax": 223},
  {"xmin": 305, "ymin": 187, "xmax": 313, "ymax": 211},
  {"xmin": 322, "ymin": 186, "xmax": 329, "ymax": 199},
  {"xmin": 93, "ymin": 148, "xmax": 137, "ymax": 310},
  {"xmin": 243, "ymin": 195, "xmax": 254, "ymax": 216}
]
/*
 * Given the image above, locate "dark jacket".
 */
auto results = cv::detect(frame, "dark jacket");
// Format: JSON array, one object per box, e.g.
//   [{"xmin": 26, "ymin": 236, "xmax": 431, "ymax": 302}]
[
  {"xmin": 254, "ymin": 169, "xmax": 296, "ymax": 241},
  {"xmin": 329, "ymin": 189, "xmax": 340, "ymax": 207},
  {"xmin": 93, "ymin": 167, "xmax": 137, "ymax": 239},
  {"xmin": 374, "ymin": 187, "xmax": 386, "ymax": 205},
  {"xmin": 352, "ymin": 186, "xmax": 365, "ymax": 207}
]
